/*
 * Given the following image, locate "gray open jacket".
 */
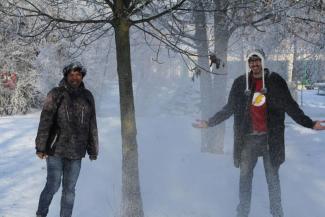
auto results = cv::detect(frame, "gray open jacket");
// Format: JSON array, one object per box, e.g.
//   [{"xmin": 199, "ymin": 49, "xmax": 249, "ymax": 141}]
[
  {"xmin": 208, "ymin": 70, "xmax": 315, "ymax": 168},
  {"xmin": 35, "ymin": 79, "xmax": 98, "ymax": 159}
]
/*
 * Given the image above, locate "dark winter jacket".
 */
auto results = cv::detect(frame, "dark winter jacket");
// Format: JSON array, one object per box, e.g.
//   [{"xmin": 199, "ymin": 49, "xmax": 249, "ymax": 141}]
[
  {"xmin": 208, "ymin": 70, "xmax": 315, "ymax": 168},
  {"xmin": 35, "ymin": 79, "xmax": 98, "ymax": 159}
]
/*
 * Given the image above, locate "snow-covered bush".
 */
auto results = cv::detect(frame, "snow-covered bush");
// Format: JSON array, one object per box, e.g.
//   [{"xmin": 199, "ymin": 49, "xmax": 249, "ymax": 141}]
[
  {"xmin": 0, "ymin": 18, "xmax": 42, "ymax": 116},
  {"xmin": 0, "ymin": 53, "xmax": 43, "ymax": 116}
]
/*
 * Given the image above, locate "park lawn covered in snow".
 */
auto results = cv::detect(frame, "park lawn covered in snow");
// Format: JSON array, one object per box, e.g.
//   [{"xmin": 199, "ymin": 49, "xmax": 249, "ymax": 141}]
[{"xmin": 0, "ymin": 90, "xmax": 325, "ymax": 217}]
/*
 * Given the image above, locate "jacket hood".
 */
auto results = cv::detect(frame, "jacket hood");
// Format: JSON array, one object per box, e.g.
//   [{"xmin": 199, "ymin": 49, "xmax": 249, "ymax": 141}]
[{"xmin": 245, "ymin": 49, "xmax": 267, "ymax": 95}]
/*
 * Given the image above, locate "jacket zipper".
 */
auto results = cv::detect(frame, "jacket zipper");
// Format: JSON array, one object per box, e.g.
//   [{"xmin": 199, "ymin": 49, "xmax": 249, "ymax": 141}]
[
  {"xmin": 265, "ymin": 86, "xmax": 269, "ymax": 151},
  {"xmin": 81, "ymin": 106, "xmax": 84, "ymax": 124},
  {"xmin": 266, "ymin": 134, "xmax": 270, "ymax": 151},
  {"xmin": 66, "ymin": 106, "xmax": 70, "ymax": 121},
  {"xmin": 50, "ymin": 134, "xmax": 58, "ymax": 149}
]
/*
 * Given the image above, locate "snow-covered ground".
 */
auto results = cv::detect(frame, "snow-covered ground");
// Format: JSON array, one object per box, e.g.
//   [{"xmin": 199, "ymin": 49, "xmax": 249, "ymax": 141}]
[{"xmin": 0, "ymin": 90, "xmax": 325, "ymax": 217}]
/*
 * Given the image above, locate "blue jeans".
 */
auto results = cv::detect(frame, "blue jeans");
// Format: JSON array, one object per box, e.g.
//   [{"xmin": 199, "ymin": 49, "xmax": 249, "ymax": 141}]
[
  {"xmin": 36, "ymin": 156, "xmax": 81, "ymax": 217},
  {"xmin": 237, "ymin": 134, "xmax": 283, "ymax": 217}
]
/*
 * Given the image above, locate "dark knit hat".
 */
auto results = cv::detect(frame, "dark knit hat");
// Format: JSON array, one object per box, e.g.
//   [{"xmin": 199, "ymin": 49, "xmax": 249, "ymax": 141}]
[
  {"xmin": 248, "ymin": 54, "xmax": 262, "ymax": 62},
  {"xmin": 62, "ymin": 61, "xmax": 87, "ymax": 77}
]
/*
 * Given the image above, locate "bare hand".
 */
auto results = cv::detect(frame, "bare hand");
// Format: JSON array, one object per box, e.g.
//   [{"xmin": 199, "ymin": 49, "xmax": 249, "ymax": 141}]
[
  {"xmin": 313, "ymin": 120, "xmax": 325, "ymax": 130},
  {"xmin": 36, "ymin": 152, "xmax": 48, "ymax": 159},
  {"xmin": 89, "ymin": 155, "xmax": 97, "ymax": 161},
  {"xmin": 192, "ymin": 119, "xmax": 209, "ymax": 128}
]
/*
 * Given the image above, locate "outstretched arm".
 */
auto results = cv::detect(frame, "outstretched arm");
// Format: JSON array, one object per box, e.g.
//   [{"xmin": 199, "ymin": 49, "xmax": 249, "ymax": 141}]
[
  {"xmin": 277, "ymin": 75, "xmax": 325, "ymax": 130},
  {"xmin": 193, "ymin": 80, "xmax": 236, "ymax": 128}
]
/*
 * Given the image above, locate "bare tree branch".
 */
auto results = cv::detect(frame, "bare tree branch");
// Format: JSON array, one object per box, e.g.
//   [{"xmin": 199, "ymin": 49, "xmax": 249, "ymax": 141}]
[{"xmin": 132, "ymin": 0, "xmax": 186, "ymax": 24}]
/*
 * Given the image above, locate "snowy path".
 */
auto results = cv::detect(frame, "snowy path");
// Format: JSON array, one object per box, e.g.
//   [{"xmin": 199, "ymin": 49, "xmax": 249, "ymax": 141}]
[{"xmin": 0, "ymin": 90, "xmax": 325, "ymax": 217}]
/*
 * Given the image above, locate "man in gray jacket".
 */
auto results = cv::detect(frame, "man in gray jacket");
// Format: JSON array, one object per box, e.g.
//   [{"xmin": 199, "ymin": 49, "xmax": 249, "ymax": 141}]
[{"xmin": 35, "ymin": 61, "xmax": 98, "ymax": 217}]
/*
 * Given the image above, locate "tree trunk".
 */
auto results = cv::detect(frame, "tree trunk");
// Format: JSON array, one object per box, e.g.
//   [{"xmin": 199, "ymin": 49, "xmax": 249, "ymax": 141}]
[
  {"xmin": 292, "ymin": 35, "xmax": 299, "ymax": 83},
  {"xmin": 209, "ymin": 33, "xmax": 229, "ymax": 153},
  {"xmin": 114, "ymin": 19, "xmax": 144, "ymax": 217},
  {"xmin": 287, "ymin": 35, "xmax": 298, "ymax": 101},
  {"xmin": 192, "ymin": 1, "xmax": 214, "ymax": 153},
  {"xmin": 208, "ymin": 1, "xmax": 230, "ymax": 153}
]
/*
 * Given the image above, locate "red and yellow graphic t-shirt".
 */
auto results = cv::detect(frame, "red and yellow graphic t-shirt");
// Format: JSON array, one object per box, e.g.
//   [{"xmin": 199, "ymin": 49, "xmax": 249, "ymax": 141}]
[{"xmin": 250, "ymin": 78, "xmax": 267, "ymax": 133}]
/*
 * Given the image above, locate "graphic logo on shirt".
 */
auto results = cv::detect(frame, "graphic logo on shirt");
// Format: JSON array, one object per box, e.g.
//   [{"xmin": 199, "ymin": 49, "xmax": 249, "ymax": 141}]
[{"xmin": 252, "ymin": 92, "xmax": 266, "ymax": 107}]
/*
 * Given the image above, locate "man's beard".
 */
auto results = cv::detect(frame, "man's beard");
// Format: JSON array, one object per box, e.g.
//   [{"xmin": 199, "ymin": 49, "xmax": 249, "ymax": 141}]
[
  {"xmin": 252, "ymin": 71, "xmax": 262, "ymax": 78},
  {"xmin": 69, "ymin": 81, "xmax": 81, "ymax": 88}
]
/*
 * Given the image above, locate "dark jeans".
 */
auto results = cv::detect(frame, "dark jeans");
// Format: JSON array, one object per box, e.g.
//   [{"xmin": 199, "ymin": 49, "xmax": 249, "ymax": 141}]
[
  {"xmin": 237, "ymin": 134, "xmax": 283, "ymax": 217},
  {"xmin": 36, "ymin": 156, "xmax": 81, "ymax": 217}
]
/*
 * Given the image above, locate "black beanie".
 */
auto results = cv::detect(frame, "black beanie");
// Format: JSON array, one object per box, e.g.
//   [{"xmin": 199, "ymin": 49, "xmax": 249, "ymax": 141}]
[{"xmin": 63, "ymin": 61, "xmax": 87, "ymax": 77}]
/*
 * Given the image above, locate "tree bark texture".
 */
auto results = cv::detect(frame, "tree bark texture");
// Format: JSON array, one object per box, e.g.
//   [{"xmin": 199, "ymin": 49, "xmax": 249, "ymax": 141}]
[
  {"xmin": 114, "ymin": 17, "xmax": 144, "ymax": 217},
  {"xmin": 207, "ymin": 1, "xmax": 230, "ymax": 153},
  {"xmin": 192, "ymin": 1, "xmax": 215, "ymax": 153}
]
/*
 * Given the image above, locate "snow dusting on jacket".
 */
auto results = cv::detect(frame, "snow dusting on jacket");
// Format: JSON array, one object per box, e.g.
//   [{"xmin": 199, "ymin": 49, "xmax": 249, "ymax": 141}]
[{"xmin": 35, "ymin": 79, "xmax": 98, "ymax": 159}]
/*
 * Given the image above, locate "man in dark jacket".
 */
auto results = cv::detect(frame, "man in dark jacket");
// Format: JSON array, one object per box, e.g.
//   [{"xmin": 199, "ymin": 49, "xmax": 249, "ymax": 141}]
[
  {"xmin": 35, "ymin": 61, "xmax": 98, "ymax": 217},
  {"xmin": 193, "ymin": 50, "xmax": 325, "ymax": 217}
]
